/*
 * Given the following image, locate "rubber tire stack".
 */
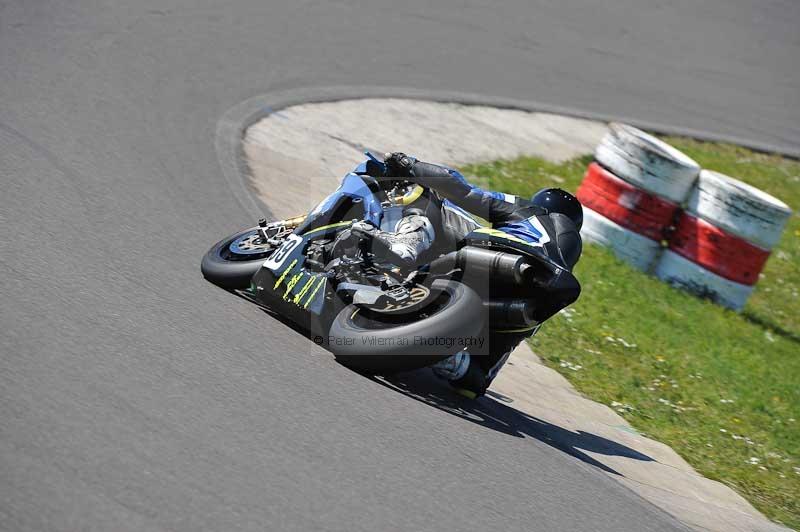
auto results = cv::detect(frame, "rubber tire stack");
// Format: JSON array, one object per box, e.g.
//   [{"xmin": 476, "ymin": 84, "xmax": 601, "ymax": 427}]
[
  {"xmin": 655, "ymin": 170, "xmax": 792, "ymax": 310},
  {"xmin": 578, "ymin": 123, "xmax": 700, "ymax": 271}
]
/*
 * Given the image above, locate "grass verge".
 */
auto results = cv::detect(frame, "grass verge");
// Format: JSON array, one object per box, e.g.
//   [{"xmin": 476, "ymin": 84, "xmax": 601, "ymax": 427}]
[{"xmin": 460, "ymin": 139, "xmax": 799, "ymax": 529}]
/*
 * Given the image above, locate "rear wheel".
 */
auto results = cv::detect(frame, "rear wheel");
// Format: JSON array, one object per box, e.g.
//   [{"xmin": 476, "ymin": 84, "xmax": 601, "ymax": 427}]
[
  {"xmin": 201, "ymin": 228, "xmax": 274, "ymax": 289},
  {"xmin": 330, "ymin": 279, "xmax": 485, "ymax": 373}
]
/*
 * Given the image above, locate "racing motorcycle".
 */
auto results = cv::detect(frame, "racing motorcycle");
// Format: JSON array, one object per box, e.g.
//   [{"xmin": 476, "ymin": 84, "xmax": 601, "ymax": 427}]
[{"xmin": 201, "ymin": 153, "xmax": 579, "ymax": 373}]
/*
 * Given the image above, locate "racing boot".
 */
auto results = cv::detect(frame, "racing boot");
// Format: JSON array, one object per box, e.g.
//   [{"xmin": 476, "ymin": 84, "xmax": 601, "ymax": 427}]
[
  {"xmin": 431, "ymin": 339, "xmax": 520, "ymax": 399},
  {"xmin": 431, "ymin": 351, "xmax": 488, "ymax": 399}
]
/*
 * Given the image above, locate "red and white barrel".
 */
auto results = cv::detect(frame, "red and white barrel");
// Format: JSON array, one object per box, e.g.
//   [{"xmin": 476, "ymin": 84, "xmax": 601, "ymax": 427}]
[
  {"xmin": 655, "ymin": 170, "xmax": 792, "ymax": 310},
  {"xmin": 578, "ymin": 124, "xmax": 699, "ymax": 271},
  {"xmin": 578, "ymin": 162, "xmax": 681, "ymax": 241},
  {"xmin": 579, "ymin": 206, "xmax": 664, "ymax": 271},
  {"xmin": 595, "ymin": 123, "xmax": 701, "ymax": 204},
  {"xmin": 687, "ymin": 170, "xmax": 792, "ymax": 249}
]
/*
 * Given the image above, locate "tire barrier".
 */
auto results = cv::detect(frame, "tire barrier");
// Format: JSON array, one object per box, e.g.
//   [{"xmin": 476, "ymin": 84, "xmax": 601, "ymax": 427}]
[
  {"xmin": 654, "ymin": 170, "xmax": 792, "ymax": 309},
  {"xmin": 577, "ymin": 162, "xmax": 680, "ymax": 241},
  {"xmin": 580, "ymin": 124, "xmax": 697, "ymax": 272},
  {"xmin": 581, "ymin": 207, "xmax": 662, "ymax": 271},
  {"xmin": 595, "ymin": 123, "xmax": 700, "ymax": 204},
  {"xmin": 686, "ymin": 170, "xmax": 792, "ymax": 249},
  {"xmin": 667, "ymin": 212, "xmax": 770, "ymax": 286},
  {"xmin": 579, "ymin": 125, "xmax": 792, "ymax": 310},
  {"xmin": 654, "ymin": 250, "xmax": 754, "ymax": 311}
]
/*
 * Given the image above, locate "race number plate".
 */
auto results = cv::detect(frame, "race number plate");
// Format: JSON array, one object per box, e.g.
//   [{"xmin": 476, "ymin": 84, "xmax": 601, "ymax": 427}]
[{"xmin": 263, "ymin": 233, "xmax": 302, "ymax": 270}]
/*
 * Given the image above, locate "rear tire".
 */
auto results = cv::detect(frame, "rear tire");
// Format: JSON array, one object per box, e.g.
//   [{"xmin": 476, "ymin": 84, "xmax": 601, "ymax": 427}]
[
  {"xmin": 201, "ymin": 228, "xmax": 272, "ymax": 289},
  {"xmin": 330, "ymin": 279, "xmax": 485, "ymax": 373}
]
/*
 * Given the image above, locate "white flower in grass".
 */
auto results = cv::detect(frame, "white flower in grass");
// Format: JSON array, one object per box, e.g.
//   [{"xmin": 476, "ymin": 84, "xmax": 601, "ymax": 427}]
[
  {"xmin": 615, "ymin": 337, "xmax": 636, "ymax": 348},
  {"xmin": 558, "ymin": 308, "xmax": 576, "ymax": 323},
  {"xmin": 748, "ymin": 457, "xmax": 760, "ymax": 465},
  {"xmin": 611, "ymin": 401, "xmax": 635, "ymax": 413}
]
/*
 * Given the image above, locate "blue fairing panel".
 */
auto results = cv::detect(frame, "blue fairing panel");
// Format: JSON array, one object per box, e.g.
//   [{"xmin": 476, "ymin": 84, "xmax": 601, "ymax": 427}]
[
  {"xmin": 308, "ymin": 172, "xmax": 383, "ymax": 227},
  {"xmin": 498, "ymin": 218, "xmax": 544, "ymax": 243}
]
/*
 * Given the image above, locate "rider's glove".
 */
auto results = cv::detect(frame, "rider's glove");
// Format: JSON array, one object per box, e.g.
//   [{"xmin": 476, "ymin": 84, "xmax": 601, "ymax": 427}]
[{"xmin": 384, "ymin": 152, "xmax": 417, "ymax": 178}]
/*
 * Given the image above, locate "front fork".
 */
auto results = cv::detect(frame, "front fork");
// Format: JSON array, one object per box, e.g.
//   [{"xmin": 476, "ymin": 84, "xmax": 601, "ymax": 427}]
[{"xmin": 256, "ymin": 214, "xmax": 307, "ymax": 242}]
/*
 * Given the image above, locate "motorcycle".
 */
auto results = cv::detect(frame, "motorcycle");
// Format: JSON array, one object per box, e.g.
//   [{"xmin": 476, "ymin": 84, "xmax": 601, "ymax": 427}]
[{"xmin": 201, "ymin": 153, "xmax": 580, "ymax": 373}]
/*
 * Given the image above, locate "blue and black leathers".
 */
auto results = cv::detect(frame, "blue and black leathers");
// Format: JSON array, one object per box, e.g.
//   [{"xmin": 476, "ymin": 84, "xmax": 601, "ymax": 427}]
[
  {"xmin": 353, "ymin": 155, "xmax": 583, "ymax": 395},
  {"xmin": 353, "ymin": 156, "xmax": 582, "ymax": 270},
  {"xmin": 407, "ymin": 160, "xmax": 582, "ymax": 271}
]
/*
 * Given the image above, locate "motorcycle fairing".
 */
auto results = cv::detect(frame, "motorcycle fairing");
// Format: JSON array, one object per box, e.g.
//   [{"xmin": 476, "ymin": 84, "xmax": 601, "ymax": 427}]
[
  {"xmin": 250, "ymin": 172, "xmax": 382, "ymax": 325},
  {"xmin": 294, "ymin": 173, "xmax": 383, "ymax": 235},
  {"xmin": 250, "ymin": 227, "xmax": 339, "ymax": 320}
]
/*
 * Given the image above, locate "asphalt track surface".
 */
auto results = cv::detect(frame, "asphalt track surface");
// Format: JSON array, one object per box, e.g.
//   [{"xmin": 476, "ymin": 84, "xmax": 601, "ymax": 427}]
[{"xmin": 1, "ymin": 1, "xmax": 797, "ymax": 531}]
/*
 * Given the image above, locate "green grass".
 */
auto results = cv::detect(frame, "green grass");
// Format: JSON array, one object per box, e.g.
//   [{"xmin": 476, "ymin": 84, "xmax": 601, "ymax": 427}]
[{"xmin": 460, "ymin": 139, "xmax": 800, "ymax": 529}]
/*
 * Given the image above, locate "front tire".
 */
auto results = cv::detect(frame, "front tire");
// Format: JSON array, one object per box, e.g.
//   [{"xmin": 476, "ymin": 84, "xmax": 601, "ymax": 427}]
[
  {"xmin": 330, "ymin": 279, "xmax": 485, "ymax": 373},
  {"xmin": 201, "ymin": 228, "xmax": 273, "ymax": 289}
]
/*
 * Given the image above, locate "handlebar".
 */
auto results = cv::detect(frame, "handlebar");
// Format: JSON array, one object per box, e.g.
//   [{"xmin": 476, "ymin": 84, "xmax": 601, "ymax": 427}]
[{"xmin": 364, "ymin": 151, "xmax": 417, "ymax": 183}]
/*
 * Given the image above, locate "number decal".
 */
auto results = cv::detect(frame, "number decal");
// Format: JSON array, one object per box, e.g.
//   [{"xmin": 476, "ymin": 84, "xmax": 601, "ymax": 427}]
[{"xmin": 263, "ymin": 234, "xmax": 302, "ymax": 270}]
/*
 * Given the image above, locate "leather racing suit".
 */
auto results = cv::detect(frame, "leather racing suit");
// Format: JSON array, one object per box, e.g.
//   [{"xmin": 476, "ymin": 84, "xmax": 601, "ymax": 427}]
[{"xmin": 350, "ymin": 155, "xmax": 582, "ymax": 396}]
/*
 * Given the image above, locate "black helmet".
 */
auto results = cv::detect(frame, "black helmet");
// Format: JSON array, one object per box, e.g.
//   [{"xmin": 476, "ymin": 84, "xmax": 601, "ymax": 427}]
[{"xmin": 531, "ymin": 188, "xmax": 583, "ymax": 230}]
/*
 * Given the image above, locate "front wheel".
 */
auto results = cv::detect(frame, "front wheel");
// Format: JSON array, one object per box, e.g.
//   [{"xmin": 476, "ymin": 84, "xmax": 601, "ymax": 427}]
[
  {"xmin": 330, "ymin": 279, "xmax": 485, "ymax": 373},
  {"xmin": 201, "ymin": 228, "xmax": 274, "ymax": 289}
]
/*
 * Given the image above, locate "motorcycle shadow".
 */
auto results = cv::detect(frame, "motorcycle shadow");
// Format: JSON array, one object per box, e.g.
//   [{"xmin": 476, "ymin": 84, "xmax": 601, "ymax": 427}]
[
  {"xmin": 368, "ymin": 369, "xmax": 654, "ymax": 477},
  {"xmin": 234, "ymin": 289, "xmax": 654, "ymax": 476}
]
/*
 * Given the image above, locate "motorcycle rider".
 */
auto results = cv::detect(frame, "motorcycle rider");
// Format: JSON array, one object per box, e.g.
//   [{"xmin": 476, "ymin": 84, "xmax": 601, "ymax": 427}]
[{"xmin": 350, "ymin": 152, "xmax": 583, "ymax": 398}]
